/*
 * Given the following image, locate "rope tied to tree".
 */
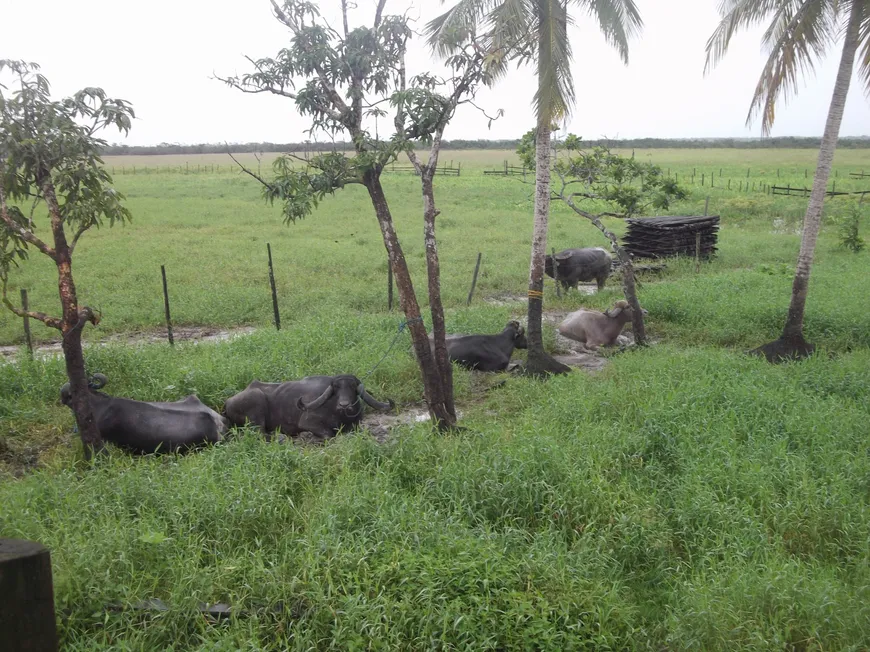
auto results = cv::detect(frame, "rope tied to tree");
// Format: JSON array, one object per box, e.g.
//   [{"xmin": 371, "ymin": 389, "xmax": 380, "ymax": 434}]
[
  {"xmin": 362, "ymin": 316, "xmax": 425, "ymax": 381},
  {"xmin": 527, "ymin": 290, "xmax": 544, "ymax": 299}
]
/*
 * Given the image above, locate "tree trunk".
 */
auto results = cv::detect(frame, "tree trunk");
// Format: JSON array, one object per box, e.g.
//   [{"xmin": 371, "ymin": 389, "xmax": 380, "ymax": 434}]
[
  {"xmin": 43, "ymin": 177, "xmax": 104, "ymax": 458},
  {"xmin": 363, "ymin": 170, "xmax": 455, "ymax": 427},
  {"xmin": 525, "ymin": 124, "xmax": 570, "ymax": 376},
  {"xmin": 420, "ymin": 173, "xmax": 456, "ymax": 421},
  {"xmin": 756, "ymin": 1, "xmax": 863, "ymax": 362}
]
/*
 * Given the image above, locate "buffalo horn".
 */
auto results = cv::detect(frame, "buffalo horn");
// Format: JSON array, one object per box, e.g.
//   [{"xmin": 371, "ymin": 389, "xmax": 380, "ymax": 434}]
[
  {"xmin": 89, "ymin": 373, "xmax": 108, "ymax": 389},
  {"xmin": 298, "ymin": 384, "xmax": 334, "ymax": 411},
  {"xmin": 357, "ymin": 384, "xmax": 395, "ymax": 411}
]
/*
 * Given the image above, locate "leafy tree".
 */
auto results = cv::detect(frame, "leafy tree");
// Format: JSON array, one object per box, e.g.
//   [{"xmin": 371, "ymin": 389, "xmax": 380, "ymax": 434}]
[
  {"xmin": 0, "ymin": 60, "xmax": 134, "ymax": 458},
  {"xmin": 219, "ymin": 0, "xmax": 504, "ymax": 427},
  {"xmin": 706, "ymin": 0, "xmax": 870, "ymax": 361},
  {"xmin": 429, "ymin": 0, "xmax": 643, "ymax": 375},
  {"xmin": 518, "ymin": 130, "xmax": 687, "ymax": 343}
]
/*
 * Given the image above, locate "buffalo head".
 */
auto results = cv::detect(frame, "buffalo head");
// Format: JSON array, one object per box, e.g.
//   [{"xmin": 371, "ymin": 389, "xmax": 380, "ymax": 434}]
[
  {"xmin": 298, "ymin": 374, "xmax": 395, "ymax": 414},
  {"xmin": 507, "ymin": 321, "xmax": 528, "ymax": 349},
  {"xmin": 60, "ymin": 373, "xmax": 108, "ymax": 406},
  {"xmin": 604, "ymin": 300, "xmax": 647, "ymax": 319}
]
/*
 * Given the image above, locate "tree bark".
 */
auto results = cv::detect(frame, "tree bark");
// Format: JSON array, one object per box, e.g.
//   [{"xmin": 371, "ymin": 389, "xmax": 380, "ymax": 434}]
[
  {"xmin": 363, "ymin": 170, "xmax": 455, "ymax": 427},
  {"xmin": 758, "ymin": 1, "xmax": 863, "ymax": 361},
  {"xmin": 525, "ymin": 125, "xmax": 570, "ymax": 376},
  {"xmin": 420, "ymin": 172, "xmax": 456, "ymax": 421},
  {"xmin": 43, "ymin": 177, "xmax": 104, "ymax": 458}
]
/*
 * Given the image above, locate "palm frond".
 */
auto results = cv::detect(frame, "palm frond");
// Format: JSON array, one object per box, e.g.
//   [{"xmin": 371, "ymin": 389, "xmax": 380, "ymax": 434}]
[
  {"xmin": 535, "ymin": 0, "xmax": 575, "ymax": 124},
  {"xmin": 858, "ymin": 0, "xmax": 870, "ymax": 96},
  {"xmin": 748, "ymin": 0, "xmax": 839, "ymax": 134},
  {"xmin": 705, "ymin": 0, "xmax": 787, "ymax": 73},
  {"xmin": 573, "ymin": 0, "xmax": 643, "ymax": 64},
  {"xmin": 426, "ymin": 0, "xmax": 514, "ymax": 56}
]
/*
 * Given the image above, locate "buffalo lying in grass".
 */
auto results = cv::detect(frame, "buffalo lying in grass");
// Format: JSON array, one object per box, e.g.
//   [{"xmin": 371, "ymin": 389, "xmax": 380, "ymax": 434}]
[
  {"xmin": 225, "ymin": 374, "xmax": 394, "ymax": 440},
  {"xmin": 430, "ymin": 321, "xmax": 527, "ymax": 372},
  {"xmin": 60, "ymin": 374, "xmax": 227, "ymax": 454},
  {"xmin": 558, "ymin": 300, "xmax": 645, "ymax": 351}
]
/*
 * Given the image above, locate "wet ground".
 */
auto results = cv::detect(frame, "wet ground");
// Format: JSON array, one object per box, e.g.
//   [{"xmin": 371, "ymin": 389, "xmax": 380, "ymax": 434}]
[{"xmin": 0, "ymin": 326, "xmax": 258, "ymax": 362}]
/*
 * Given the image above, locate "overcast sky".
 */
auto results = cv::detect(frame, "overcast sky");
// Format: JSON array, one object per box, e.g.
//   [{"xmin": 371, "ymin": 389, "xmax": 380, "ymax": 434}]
[{"xmin": 3, "ymin": 0, "xmax": 868, "ymax": 146}]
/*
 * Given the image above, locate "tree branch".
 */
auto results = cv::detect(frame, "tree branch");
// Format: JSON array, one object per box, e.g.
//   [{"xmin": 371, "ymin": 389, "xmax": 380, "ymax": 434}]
[
  {"xmin": 1, "ymin": 277, "xmax": 62, "ymax": 329},
  {"xmin": 374, "ymin": 0, "xmax": 388, "ymax": 29},
  {"xmin": 341, "ymin": 0, "xmax": 350, "ymax": 37},
  {"xmin": 68, "ymin": 222, "xmax": 90, "ymax": 255},
  {"xmin": 227, "ymin": 149, "xmax": 276, "ymax": 190},
  {"xmin": 0, "ymin": 174, "xmax": 56, "ymax": 260}
]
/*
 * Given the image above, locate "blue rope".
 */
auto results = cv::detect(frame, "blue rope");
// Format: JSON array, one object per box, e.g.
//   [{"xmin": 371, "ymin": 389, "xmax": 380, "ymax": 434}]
[{"xmin": 363, "ymin": 317, "xmax": 424, "ymax": 381}]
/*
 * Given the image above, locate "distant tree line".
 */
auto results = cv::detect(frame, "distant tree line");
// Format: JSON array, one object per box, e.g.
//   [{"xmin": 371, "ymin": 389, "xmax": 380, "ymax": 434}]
[{"xmin": 100, "ymin": 135, "xmax": 870, "ymax": 156}]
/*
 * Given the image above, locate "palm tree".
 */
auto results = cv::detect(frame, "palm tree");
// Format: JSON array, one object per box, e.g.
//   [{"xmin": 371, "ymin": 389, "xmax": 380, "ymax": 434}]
[
  {"xmin": 428, "ymin": 0, "xmax": 642, "ymax": 375},
  {"xmin": 706, "ymin": 0, "xmax": 869, "ymax": 361}
]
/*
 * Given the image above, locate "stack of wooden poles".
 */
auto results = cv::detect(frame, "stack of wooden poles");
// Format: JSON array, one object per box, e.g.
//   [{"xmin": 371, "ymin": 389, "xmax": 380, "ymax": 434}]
[{"xmin": 621, "ymin": 215, "xmax": 720, "ymax": 259}]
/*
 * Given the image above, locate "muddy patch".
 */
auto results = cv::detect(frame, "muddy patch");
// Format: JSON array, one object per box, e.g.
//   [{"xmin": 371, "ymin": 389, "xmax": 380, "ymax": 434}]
[
  {"xmin": 0, "ymin": 326, "xmax": 257, "ymax": 362},
  {"xmin": 286, "ymin": 405, "xmax": 462, "ymax": 446},
  {"xmin": 484, "ymin": 292, "xmax": 527, "ymax": 306},
  {"xmin": 361, "ymin": 405, "xmax": 464, "ymax": 442}
]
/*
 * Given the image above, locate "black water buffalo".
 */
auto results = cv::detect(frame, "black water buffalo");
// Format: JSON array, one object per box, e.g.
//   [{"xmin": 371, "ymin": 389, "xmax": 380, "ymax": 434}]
[
  {"xmin": 545, "ymin": 247, "xmax": 612, "ymax": 291},
  {"xmin": 60, "ymin": 374, "xmax": 227, "ymax": 454},
  {"xmin": 224, "ymin": 374, "xmax": 394, "ymax": 440},
  {"xmin": 430, "ymin": 320, "xmax": 527, "ymax": 372}
]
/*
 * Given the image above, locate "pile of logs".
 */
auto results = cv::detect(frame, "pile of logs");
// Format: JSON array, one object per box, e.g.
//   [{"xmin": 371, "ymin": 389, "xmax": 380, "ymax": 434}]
[{"xmin": 622, "ymin": 215, "xmax": 720, "ymax": 259}]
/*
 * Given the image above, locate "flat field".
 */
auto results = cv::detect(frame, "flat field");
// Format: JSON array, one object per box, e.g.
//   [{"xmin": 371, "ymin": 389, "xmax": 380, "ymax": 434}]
[{"xmin": 1, "ymin": 148, "xmax": 870, "ymax": 649}]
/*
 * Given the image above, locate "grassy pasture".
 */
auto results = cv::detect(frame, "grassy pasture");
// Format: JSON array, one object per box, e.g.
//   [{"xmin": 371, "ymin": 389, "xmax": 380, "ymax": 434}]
[{"xmin": 1, "ymin": 148, "xmax": 870, "ymax": 649}]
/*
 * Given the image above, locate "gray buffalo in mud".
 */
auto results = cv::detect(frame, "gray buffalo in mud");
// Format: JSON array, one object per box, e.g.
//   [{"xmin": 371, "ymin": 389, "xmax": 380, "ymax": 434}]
[
  {"xmin": 224, "ymin": 374, "xmax": 394, "ymax": 440},
  {"xmin": 545, "ymin": 247, "xmax": 612, "ymax": 291},
  {"xmin": 60, "ymin": 374, "xmax": 227, "ymax": 454}
]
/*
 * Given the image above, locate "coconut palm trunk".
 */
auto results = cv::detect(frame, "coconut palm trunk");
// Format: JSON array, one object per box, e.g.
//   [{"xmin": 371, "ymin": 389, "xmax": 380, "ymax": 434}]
[
  {"xmin": 755, "ymin": 0, "xmax": 864, "ymax": 362},
  {"xmin": 526, "ymin": 123, "xmax": 570, "ymax": 375}
]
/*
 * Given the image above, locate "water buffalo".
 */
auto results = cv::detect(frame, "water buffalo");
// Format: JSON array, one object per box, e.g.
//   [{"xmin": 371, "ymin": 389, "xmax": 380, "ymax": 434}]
[
  {"xmin": 60, "ymin": 374, "xmax": 227, "ymax": 454},
  {"xmin": 558, "ymin": 300, "xmax": 646, "ymax": 351},
  {"xmin": 430, "ymin": 320, "xmax": 527, "ymax": 372},
  {"xmin": 545, "ymin": 247, "xmax": 612, "ymax": 291},
  {"xmin": 224, "ymin": 374, "xmax": 394, "ymax": 440}
]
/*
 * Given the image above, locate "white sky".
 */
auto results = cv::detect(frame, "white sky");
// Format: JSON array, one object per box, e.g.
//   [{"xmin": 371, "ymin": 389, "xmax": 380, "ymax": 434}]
[{"xmin": 2, "ymin": 0, "xmax": 868, "ymax": 146}]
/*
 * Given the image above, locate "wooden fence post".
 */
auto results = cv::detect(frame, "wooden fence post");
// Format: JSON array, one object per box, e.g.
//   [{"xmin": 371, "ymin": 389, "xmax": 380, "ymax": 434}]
[
  {"xmin": 552, "ymin": 248, "xmax": 560, "ymax": 299},
  {"xmin": 267, "ymin": 243, "xmax": 281, "ymax": 330},
  {"xmin": 0, "ymin": 538, "xmax": 59, "ymax": 652},
  {"xmin": 466, "ymin": 252, "xmax": 482, "ymax": 306},
  {"xmin": 695, "ymin": 232, "xmax": 701, "ymax": 274},
  {"xmin": 161, "ymin": 265, "xmax": 174, "ymax": 346},
  {"xmin": 20, "ymin": 289, "xmax": 33, "ymax": 358}
]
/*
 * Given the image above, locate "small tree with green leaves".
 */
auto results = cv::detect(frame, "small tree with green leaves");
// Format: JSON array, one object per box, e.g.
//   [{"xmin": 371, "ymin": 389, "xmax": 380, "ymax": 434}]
[
  {"xmin": 219, "ymin": 0, "xmax": 505, "ymax": 428},
  {"xmin": 0, "ymin": 60, "xmax": 134, "ymax": 458},
  {"xmin": 518, "ymin": 130, "xmax": 687, "ymax": 344}
]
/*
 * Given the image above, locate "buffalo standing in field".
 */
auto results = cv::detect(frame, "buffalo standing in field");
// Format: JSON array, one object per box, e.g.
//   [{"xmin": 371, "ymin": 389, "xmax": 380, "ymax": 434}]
[
  {"xmin": 430, "ymin": 320, "xmax": 527, "ymax": 372},
  {"xmin": 545, "ymin": 247, "xmax": 612, "ymax": 292},
  {"xmin": 224, "ymin": 374, "xmax": 394, "ymax": 440},
  {"xmin": 60, "ymin": 374, "xmax": 227, "ymax": 454}
]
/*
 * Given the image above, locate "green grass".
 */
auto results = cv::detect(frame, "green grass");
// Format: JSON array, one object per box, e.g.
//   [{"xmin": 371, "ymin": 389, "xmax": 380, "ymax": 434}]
[{"xmin": 1, "ymin": 148, "xmax": 870, "ymax": 649}]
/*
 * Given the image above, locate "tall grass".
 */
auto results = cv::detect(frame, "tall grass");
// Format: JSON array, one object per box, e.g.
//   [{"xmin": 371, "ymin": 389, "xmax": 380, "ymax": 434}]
[{"xmin": 1, "ymin": 149, "xmax": 870, "ymax": 649}]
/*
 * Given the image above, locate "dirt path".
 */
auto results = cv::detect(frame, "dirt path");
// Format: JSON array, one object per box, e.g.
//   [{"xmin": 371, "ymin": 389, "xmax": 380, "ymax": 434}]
[{"xmin": 0, "ymin": 326, "xmax": 258, "ymax": 362}]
